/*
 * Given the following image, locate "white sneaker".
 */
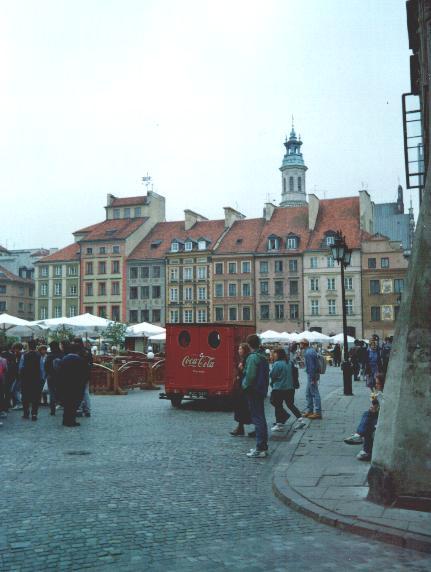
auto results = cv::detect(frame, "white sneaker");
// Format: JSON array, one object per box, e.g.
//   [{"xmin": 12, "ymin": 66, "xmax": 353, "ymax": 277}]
[
  {"xmin": 246, "ymin": 449, "xmax": 268, "ymax": 458},
  {"xmin": 356, "ymin": 450, "xmax": 371, "ymax": 461},
  {"xmin": 271, "ymin": 423, "xmax": 285, "ymax": 432},
  {"xmin": 344, "ymin": 434, "xmax": 363, "ymax": 445},
  {"xmin": 295, "ymin": 418, "xmax": 306, "ymax": 429}
]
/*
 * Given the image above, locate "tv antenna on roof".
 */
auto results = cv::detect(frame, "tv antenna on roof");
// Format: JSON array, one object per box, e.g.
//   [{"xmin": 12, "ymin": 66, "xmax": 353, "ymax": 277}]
[{"xmin": 142, "ymin": 172, "xmax": 153, "ymax": 192}]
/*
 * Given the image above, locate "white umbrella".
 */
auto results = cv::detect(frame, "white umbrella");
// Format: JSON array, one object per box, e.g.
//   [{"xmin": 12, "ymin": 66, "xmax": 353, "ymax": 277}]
[
  {"xmin": 330, "ymin": 333, "xmax": 356, "ymax": 344},
  {"xmin": 126, "ymin": 322, "xmax": 165, "ymax": 337},
  {"xmin": 260, "ymin": 330, "xmax": 285, "ymax": 343},
  {"xmin": 148, "ymin": 332, "xmax": 166, "ymax": 342},
  {"xmin": 66, "ymin": 313, "xmax": 115, "ymax": 329},
  {"xmin": 0, "ymin": 313, "xmax": 32, "ymax": 331}
]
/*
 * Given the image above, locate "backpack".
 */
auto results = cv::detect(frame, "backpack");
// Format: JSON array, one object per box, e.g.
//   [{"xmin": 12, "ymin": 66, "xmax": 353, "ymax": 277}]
[
  {"xmin": 255, "ymin": 356, "xmax": 270, "ymax": 397},
  {"xmin": 318, "ymin": 354, "xmax": 326, "ymax": 375}
]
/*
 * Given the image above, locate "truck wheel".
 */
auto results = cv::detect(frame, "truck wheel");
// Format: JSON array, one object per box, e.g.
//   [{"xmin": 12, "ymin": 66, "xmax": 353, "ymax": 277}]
[{"xmin": 171, "ymin": 397, "xmax": 182, "ymax": 408}]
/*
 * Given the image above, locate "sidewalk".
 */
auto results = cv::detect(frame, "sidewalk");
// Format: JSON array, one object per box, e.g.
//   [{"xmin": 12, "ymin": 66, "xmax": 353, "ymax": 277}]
[{"xmin": 273, "ymin": 379, "xmax": 431, "ymax": 553}]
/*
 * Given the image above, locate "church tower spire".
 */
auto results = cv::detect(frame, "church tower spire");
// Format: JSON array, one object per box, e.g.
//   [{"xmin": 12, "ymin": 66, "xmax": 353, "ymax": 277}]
[{"xmin": 280, "ymin": 121, "xmax": 308, "ymax": 207}]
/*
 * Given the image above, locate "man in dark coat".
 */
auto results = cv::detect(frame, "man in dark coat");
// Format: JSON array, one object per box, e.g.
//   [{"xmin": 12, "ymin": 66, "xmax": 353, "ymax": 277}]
[
  {"xmin": 20, "ymin": 340, "xmax": 42, "ymax": 421},
  {"xmin": 45, "ymin": 341, "xmax": 64, "ymax": 416},
  {"xmin": 58, "ymin": 343, "xmax": 87, "ymax": 427}
]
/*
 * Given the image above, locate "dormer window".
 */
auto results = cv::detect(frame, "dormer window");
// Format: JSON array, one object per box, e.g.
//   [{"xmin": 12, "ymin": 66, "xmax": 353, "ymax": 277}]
[
  {"xmin": 267, "ymin": 236, "xmax": 280, "ymax": 251},
  {"xmin": 171, "ymin": 241, "xmax": 179, "ymax": 252},
  {"xmin": 185, "ymin": 241, "xmax": 193, "ymax": 251},
  {"xmin": 326, "ymin": 235, "xmax": 335, "ymax": 246},
  {"xmin": 198, "ymin": 240, "xmax": 207, "ymax": 251},
  {"xmin": 286, "ymin": 236, "xmax": 298, "ymax": 249},
  {"xmin": 113, "ymin": 208, "xmax": 121, "ymax": 219}
]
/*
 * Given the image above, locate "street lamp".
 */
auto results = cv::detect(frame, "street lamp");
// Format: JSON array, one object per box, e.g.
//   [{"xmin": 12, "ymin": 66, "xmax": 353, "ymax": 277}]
[{"xmin": 330, "ymin": 230, "xmax": 353, "ymax": 396}]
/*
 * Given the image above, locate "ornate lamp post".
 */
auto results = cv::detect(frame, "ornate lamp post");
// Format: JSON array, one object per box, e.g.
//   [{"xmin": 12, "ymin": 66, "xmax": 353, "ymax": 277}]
[{"xmin": 330, "ymin": 230, "xmax": 353, "ymax": 396}]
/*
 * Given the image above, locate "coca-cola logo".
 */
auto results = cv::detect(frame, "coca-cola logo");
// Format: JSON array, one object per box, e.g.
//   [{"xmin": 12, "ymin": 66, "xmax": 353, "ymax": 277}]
[{"xmin": 182, "ymin": 353, "xmax": 216, "ymax": 369}]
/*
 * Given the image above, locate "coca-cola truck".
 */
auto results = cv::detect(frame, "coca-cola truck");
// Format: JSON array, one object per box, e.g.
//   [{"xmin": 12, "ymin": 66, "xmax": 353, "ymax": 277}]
[{"xmin": 160, "ymin": 323, "xmax": 255, "ymax": 407}]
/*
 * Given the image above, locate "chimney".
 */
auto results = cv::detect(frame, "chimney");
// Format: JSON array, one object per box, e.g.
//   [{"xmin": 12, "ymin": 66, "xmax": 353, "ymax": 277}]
[
  {"xmin": 263, "ymin": 202, "xmax": 276, "ymax": 221},
  {"xmin": 106, "ymin": 193, "xmax": 115, "ymax": 207},
  {"xmin": 223, "ymin": 207, "xmax": 245, "ymax": 228},
  {"xmin": 184, "ymin": 209, "xmax": 208, "ymax": 231},
  {"xmin": 359, "ymin": 190, "xmax": 374, "ymax": 233},
  {"xmin": 308, "ymin": 194, "xmax": 319, "ymax": 230}
]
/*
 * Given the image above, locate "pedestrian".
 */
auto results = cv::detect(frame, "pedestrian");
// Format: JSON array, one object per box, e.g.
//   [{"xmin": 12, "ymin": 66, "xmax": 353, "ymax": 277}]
[
  {"xmin": 8, "ymin": 343, "xmax": 23, "ymax": 409},
  {"xmin": 45, "ymin": 341, "xmax": 64, "ymax": 416},
  {"xmin": 333, "ymin": 343, "xmax": 342, "ymax": 367},
  {"xmin": 74, "ymin": 338, "xmax": 93, "ymax": 418},
  {"xmin": 0, "ymin": 348, "xmax": 8, "ymax": 423},
  {"xmin": 242, "ymin": 334, "xmax": 269, "ymax": 458},
  {"xmin": 269, "ymin": 347, "xmax": 305, "ymax": 432},
  {"xmin": 38, "ymin": 345, "xmax": 48, "ymax": 405},
  {"xmin": 301, "ymin": 339, "xmax": 322, "ymax": 420},
  {"xmin": 20, "ymin": 340, "xmax": 43, "ymax": 421},
  {"xmin": 349, "ymin": 339, "xmax": 362, "ymax": 381},
  {"xmin": 364, "ymin": 339, "xmax": 382, "ymax": 390},
  {"xmin": 381, "ymin": 337, "xmax": 392, "ymax": 375},
  {"xmin": 230, "ymin": 342, "xmax": 253, "ymax": 437},
  {"xmin": 57, "ymin": 342, "xmax": 88, "ymax": 427}
]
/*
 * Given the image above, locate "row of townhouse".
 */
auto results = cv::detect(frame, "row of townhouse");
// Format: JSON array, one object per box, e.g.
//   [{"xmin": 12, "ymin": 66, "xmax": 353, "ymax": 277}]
[{"xmin": 34, "ymin": 188, "xmax": 410, "ymax": 339}]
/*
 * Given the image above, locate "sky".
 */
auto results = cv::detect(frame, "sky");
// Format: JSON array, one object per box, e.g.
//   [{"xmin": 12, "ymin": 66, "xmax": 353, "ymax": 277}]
[{"xmin": 0, "ymin": 0, "xmax": 414, "ymax": 250}]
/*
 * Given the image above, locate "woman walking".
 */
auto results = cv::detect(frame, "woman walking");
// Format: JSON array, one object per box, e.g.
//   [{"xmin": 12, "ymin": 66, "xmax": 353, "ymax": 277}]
[
  {"xmin": 230, "ymin": 343, "xmax": 253, "ymax": 436},
  {"xmin": 20, "ymin": 340, "xmax": 43, "ymax": 421}
]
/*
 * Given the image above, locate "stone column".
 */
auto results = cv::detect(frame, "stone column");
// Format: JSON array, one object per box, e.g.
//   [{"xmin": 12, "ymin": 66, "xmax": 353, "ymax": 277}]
[{"xmin": 368, "ymin": 174, "xmax": 431, "ymax": 505}]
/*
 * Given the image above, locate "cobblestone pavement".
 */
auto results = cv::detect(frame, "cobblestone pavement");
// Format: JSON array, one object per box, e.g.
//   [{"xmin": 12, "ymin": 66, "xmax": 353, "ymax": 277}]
[{"xmin": 1, "ymin": 368, "xmax": 430, "ymax": 571}]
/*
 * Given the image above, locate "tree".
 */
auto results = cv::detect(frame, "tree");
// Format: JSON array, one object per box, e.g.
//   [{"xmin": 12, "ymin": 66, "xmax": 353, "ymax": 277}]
[
  {"xmin": 103, "ymin": 322, "xmax": 127, "ymax": 349},
  {"xmin": 50, "ymin": 325, "xmax": 75, "ymax": 343}
]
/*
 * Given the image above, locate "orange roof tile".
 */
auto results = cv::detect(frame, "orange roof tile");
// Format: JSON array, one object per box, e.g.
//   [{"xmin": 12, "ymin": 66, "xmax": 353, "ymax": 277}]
[
  {"xmin": 256, "ymin": 206, "xmax": 310, "ymax": 253},
  {"xmin": 0, "ymin": 265, "xmax": 34, "ymax": 284},
  {"xmin": 74, "ymin": 217, "xmax": 147, "ymax": 241},
  {"xmin": 36, "ymin": 243, "xmax": 80, "ymax": 263},
  {"xmin": 215, "ymin": 218, "xmax": 265, "ymax": 254},
  {"xmin": 306, "ymin": 197, "xmax": 362, "ymax": 250},
  {"xmin": 110, "ymin": 195, "xmax": 148, "ymax": 207}
]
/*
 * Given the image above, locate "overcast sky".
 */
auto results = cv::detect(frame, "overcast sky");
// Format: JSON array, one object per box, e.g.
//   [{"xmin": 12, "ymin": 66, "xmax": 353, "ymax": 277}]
[{"xmin": 0, "ymin": 0, "xmax": 413, "ymax": 250}]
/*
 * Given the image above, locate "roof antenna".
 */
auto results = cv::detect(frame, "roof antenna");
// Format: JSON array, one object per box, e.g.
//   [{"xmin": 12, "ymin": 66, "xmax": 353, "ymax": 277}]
[{"xmin": 142, "ymin": 173, "xmax": 153, "ymax": 192}]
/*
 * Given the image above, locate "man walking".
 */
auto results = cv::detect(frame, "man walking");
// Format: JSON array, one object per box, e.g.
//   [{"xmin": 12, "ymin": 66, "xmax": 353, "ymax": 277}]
[
  {"xmin": 242, "ymin": 334, "xmax": 269, "ymax": 458},
  {"xmin": 301, "ymin": 339, "xmax": 322, "ymax": 420},
  {"xmin": 20, "ymin": 340, "xmax": 43, "ymax": 421},
  {"xmin": 58, "ymin": 342, "xmax": 87, "ymax": 427}
]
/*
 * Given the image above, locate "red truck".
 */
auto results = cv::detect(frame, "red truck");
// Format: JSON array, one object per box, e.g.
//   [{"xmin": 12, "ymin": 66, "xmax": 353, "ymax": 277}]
[{"xmin": 160, "ymin": 323, "xmax": 255, "ymax": 407}]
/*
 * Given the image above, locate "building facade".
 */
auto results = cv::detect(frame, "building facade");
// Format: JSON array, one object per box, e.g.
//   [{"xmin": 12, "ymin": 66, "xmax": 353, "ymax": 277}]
[{"xmin": 0, "ymin": 265, "xmax": 35, "ymax": 320}]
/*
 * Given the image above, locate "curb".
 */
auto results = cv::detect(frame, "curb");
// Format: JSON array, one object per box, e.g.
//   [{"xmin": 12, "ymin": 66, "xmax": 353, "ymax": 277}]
[{"xmin": 272, "ymin": 391, "xmax": 431, "ymax": 554}]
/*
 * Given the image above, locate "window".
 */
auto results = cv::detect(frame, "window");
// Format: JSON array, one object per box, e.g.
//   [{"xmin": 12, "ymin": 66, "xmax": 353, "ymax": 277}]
[
  {"xmin": 289, "ymin": 176, "xmax": 294, "ymax": 192},
  {"xmin": 368, "ymin": 258, "xmax": 376, "ymax": 269},
  {"xmin": 40, "ymin": 283, "xmax": 48, "ymax": 296},
  {"xmin": 298, "ymin": 177, "xmax": 302, "ymax": 192},
  {"xmin": 52, "ymin": 265, "xmax": 61, "ymax": 277},
  {"xmin": 275, "ymin": 280, "xmax": 284, "ymax": 296},
  {"xmin": 141, "ymin": 309, "xmax": 150, "ymax": 322},
  {"xmin": 381, "ymin": 257, "xmax": 390, "ymax": 269},
  {"xmin": 184, "ymin": 310, "xmax": 193, "ymax": 323},
  {"xmin": 289, "ymin": 259, "xmax": 298, "ymax": 273},
  {"xmin": 99, "ymin": 247, "xmax": 106, "ymax": 254},
  {"xmin": 260, "ymin": 281, "xmax": 269, "ymax": 295},
  {"xmin": 275, "ymin": 304, "xmax": 284, "ymax": 320},
  {"xmin": 275, "ymin": 260, "xmax": 283, "ymax": 273},
  {"xmin": 328, "ymin": 299, "xmax": 336, "ymax": 315},
  {"xmin": 170, "ymin": 268, "xmax": 179, "ymax": 281},
  {"xmin": 310, "ymin": 278, "xmax": 319, "ymax": 292},
  {"xmin": 0, "ymin": 302, "xmax": 6, "ymax": 312},
  {"xmin": 54, "ymin": 282, "xmax": 62, "ymax": 296},
  {"xmin": 371, "ymin": 306, "xmax": 381, "ymax": 321},
  {"xmin": 197, "ymin": 309, "xmax": 207, "ymax": 323},
  {"xmin": 345, "ymin": 300, "xmax": 353, "ymax": 315},
  {"xmin": 134, "ymin": 207, "xmax": 141, "ymax": 217},
  {"xmin": 68, "ymin": 265, "xmax": 78, "ymax": 276},
  {"xmin": 242, "ymin": 306, "xmax": 251, "ymax": 321},
  {"xmin": 171, "ymin": 241, "xmax": 179, "ymax": 252},
  {"xmin": 111, "ymin": 306, "xmax": 120, "ymax": 321},
  {"xmin": 130, "ymin": 267, "xmax": 138, "ymax": 279},
  {"xmin": 215, "ymin": 262, "xmax": 223, "ymax": 275},
  {"xmin": 85, "ymin": 283, "xmax": 93, "ymax": 296},
  {"xmin": 241, "ymin": 261, "xmax": 251, "ymax": 273},
  {"xmin": 215, "ymin": 283, "xmax": 223, "ymax": 297},
  {"xmin": 124, "ymin": 207, "xmax": 131, "ymax": 218},
  {"xmin": 39, "ymin": 307, "xmax": 48, "ymax": 319},
  {"xmin": 140, "ymin": 266, "xmax": 149, "ymax": 279},
  {"xmin": 140, "ymin": 285, "xmax": 149, "ymax": 299},
  {"xmin": 183, "ymin": 267, "xmax": 193, "ymax": 281},
  {"xmin": 229, "ymin": 307, "xmax": 237, "ymax": 321},
  {"xmin": 260, "ymin": 304, "xmax": 270, "ymax": 320},
  {"xmin": 86, "ymin": 248, "xmax": 93, "ymax": 255},
  {"xmin": 129, "ymin": 287, "xmax": 138, "ymax": 299},
  {"xmin": 129, "ymin": 310, "xmax": 138, "ymax": 323},
  {"xmin": 228, "ymin": 283, "xmax": 237, "ymax": 297},
  {"xmin": 152, "ymin": 309, "xmax": 161, "ymax": 322},
  {"xmin": 311, "ymin": 300, "xmax": 319, "ymax": 316},
  {"xmin": 86, "ymin": 262, "xmax": 93, "ymax": 275},
  {"xmin": 370, "ymin": 280, "xmax": 380, "ymax": 295},
  {"xmin": 198, "ymin": 240, "xmax": 207, "ymax": 251},
  {"xmin": 197, "ymin": 266, "xmax": 207, "ymax": 280},
  {"xmin": 98, "ymin": 261, "xmax": 106, "ymax": 274},
  {"xmin": 268, "ymin": 237, "xmax": 279, "ymax": 251},
  {"xmin": 283, "ymin": 178, "xmax": 286, "ymax": 193},
  {"xmin": 326, "ymin": 235, "xmax": 335, "ymax": 246},
  {"xmin": 198, "ymin": 286, "xmax": 207, "ymax": 301},
  {"xmin": 84, "ymin": 306, "xmax": 93, "ymax": 314},
  {"xmin": 152, "ymin": 266, "xmax": 161, "ymax": 278},
  {"xmin": 394, "ymin": 279, "xmax": 404, "ymax": 293},
  {"xmin": 289, "ymin": 280, "xmax": 298, "ymax": 296},
  {"xmin": 215, "ymin": 307, "xmax": 224, "ymax": 321},
  {"xmin": 184, "ymin": 241, "xmax": 193, "ymax": 251},
  {"xmin": 170, "ymin": 310, "xmax": 180, "ymax": 323},
  {"xmin": 69, "ymin": 284, "xmax": 77, "ymax": 296},
  {"xmin": 327, "ymin": 256, "xmax": 335, "ymax": 268},
  {"xmin": 286, "ymin": 237, "xmax": 297, "ymax": 249},
  {"xmin": 40, "ymin": 266, "xmax": 48, "ymax": 277},
  {"xmin": 394, "ymin": 305, "xmax": 400, "ymax": 321},
  {"xmin": 68, "ymin": 305, "xmax": 77, "ymax": 317},
  {"xmin": 260, "ymin": 261, "xmax": 268, "ymax": 273},
  {"xmin": 310, "ymin": 257, "xmax": 318, "ymax": 269},
  {"xmin": 228, "ymin": 262, "xmax": 237, "ymax": 274},
  {"xmin": 112, "ymin": 245, "xmax": 120, "ymax": 254},
  {"xmin": 112, "ymin": 282, "xmax": 120, "ymax": 295},
  {"xmin": 18, "ymin": 302, "xmax": 24, "ymax": 311},
  {"xmin": 344, "ymin": 277, "xmax": 353, "ymax": 290},
  {"xmin": 170, "ymin": 288, "xmax": 179, "ymax": 302},
  {"xmin": 112, "ymin": 260, "xmax": 120, "ymax": 274},
  {"xmin": 327, "ymin": 277, "xmax": 336, "ymax": 290},
  {"xmin": 184, "ymin": 286, "xmax": 193, "ymax": 301},
  {"xmin": 113, "ymin": 208, "xmax": 121, "ymax": 219},
  {"xmin": 289, "ymin": 304, "xmax": 299, "ymax": 320},
  {"xmin": 98, "ymin": 283, "xmax": 106, "ymax": 296},
  {"xmin": 54, "ymin": 306, "xmax": 62, "ymax": 318},
  {"xmin": 242, "ymin": 283, "xmax": 251, "ymax": 297}
]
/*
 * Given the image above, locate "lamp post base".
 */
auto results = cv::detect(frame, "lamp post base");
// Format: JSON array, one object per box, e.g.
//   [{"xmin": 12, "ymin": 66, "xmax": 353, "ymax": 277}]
[{"xmin": 341, "ymin": 360, "xmax": 353, "ymax": 396}]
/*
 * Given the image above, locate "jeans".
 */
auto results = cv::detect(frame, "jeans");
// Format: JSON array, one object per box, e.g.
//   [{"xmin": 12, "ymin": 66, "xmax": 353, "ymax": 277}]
[
  {"xmin": 305, "ymin": 375, "xmax": 321, "ymax": 414},
  {"xmin": 81, "ymin": 382, "xmax": 91, "ymax": 413},
  {"xmin": 247, "ymin": 392, "xmax": 268, "ymax": 451},
  {"xmin": 357, "ymin": 411, "xmax": 378, "ymax": 455},
  {"xmin": 270, "ymin": 389, "xmax": 302, "ymax": 423}
]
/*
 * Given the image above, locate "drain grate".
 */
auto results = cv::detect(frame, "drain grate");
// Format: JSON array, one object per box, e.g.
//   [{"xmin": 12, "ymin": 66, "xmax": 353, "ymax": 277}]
[{"xmin": 64, "ymin": 450, "xmax": 91, "ymax": 456}]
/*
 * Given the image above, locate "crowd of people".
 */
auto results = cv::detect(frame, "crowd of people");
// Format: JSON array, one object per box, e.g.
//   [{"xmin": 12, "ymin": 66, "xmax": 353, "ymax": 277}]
[{"xmin": 0, "ymin": 338, "xmax": 93, "ymax": 428}]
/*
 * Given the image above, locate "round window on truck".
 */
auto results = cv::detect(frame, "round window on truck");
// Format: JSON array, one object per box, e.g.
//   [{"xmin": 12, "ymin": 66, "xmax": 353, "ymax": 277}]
[
  {"xmin": 178, "ymin": 330, "xmax": 191, "ymax": 347},
  {"xmin": 208, "ymin": 331, "xmax": 221, "ymax": 349}
]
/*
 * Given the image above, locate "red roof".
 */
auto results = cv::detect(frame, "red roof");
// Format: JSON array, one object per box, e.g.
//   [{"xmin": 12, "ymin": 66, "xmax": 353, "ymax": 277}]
[
  {"xmin": 256, "ymin": 206, "xmax": 310, "ymax": 253},
  {"xmin": 129, "ymin": 219, "xmax": 226, "ymax": 260},
  {"xmin": 0, "ymin": 265, "xmax": 34, "ymax": 284},
  {"xmin": 306, "ymin": 197, "xmax": 362, "ymax": 250},
  {"xmin": 73, "ymin": 217, "xmax": 147, "ymax": 241},
  {"xmin": 36, "ymin": 243, "xmax": 80, "ymax": 263},
  {"xmin": 215, "ymin": 218, "xmax": 266, "ymax": 254},
  {"xmin": 110, "ymin": 196, "xmax": 147, "ymax": 207}
]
